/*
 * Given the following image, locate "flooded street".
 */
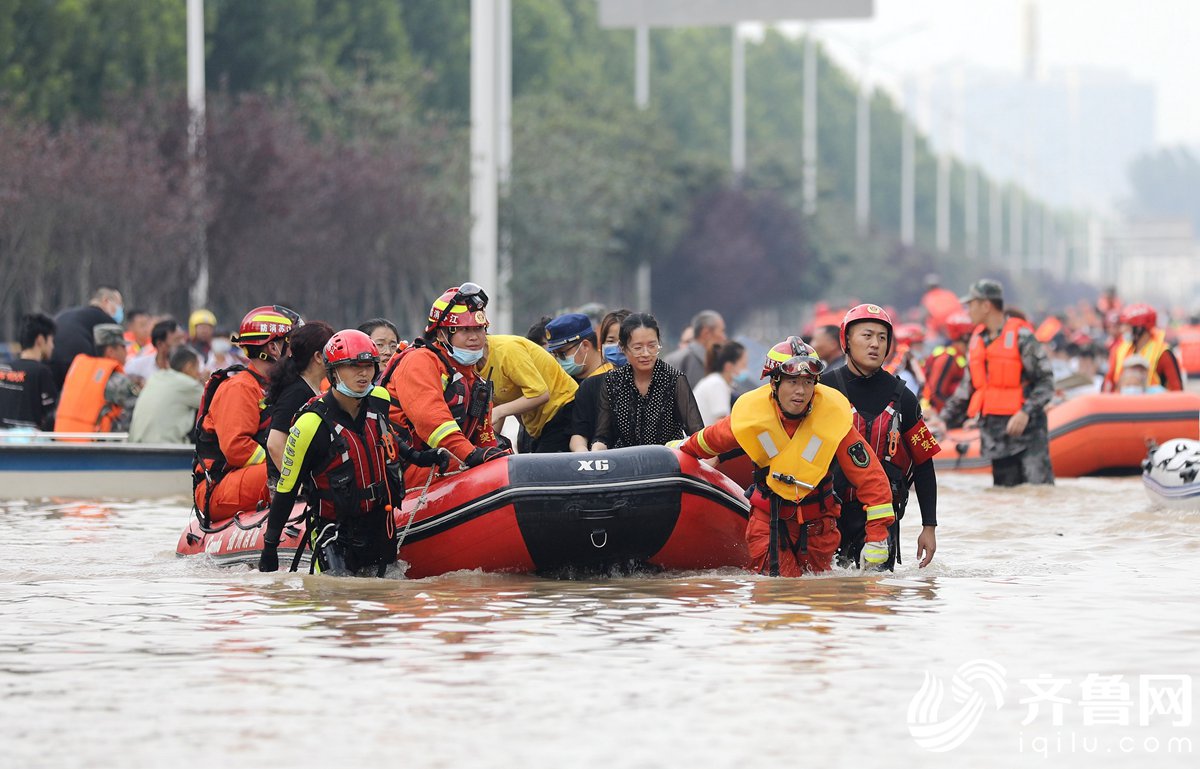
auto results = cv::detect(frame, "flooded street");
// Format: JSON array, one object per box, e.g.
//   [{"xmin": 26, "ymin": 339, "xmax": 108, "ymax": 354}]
[{"xmin": 2, "ymin": 473, "xmax": 1196, "ymax": 768}]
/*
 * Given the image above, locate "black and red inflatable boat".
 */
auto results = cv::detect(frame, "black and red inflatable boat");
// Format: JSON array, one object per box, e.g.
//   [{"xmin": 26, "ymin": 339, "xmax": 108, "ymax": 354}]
[{"xmin": 176, "ymin": 446, "xmax": 751, "ymax": 577}]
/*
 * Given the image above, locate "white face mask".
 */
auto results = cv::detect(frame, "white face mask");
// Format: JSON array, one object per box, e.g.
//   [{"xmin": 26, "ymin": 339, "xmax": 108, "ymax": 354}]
[{"xmin": 212, "ymin": 338, "xmax": 232, "ymax": 354}]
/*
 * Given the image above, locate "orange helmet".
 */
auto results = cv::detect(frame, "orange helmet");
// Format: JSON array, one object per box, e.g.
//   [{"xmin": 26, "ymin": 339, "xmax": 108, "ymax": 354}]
[
  {"xmin": 762, "ymin": 336, "xmax": 826, "ymax": 380},
  {"xmin": 230, "ymin": 305, "xmax": 302, "ymax": 348},
  {"xmin": 324, "ymin": 329, "xmax": 379, "ymax": 368},
  {"xmin": 840, "ymin": 303, "xmax": 894, "ymax": 357},
  {"xmin": 945, "ymin": 312, "xmax": 975, "ymax": 341},
  {"xmin": 425, "ymin": 283, "xmax": 490, "ymax": 336},
  {"xmin": 1119, "ymin": 303, "xmax": 1157, "ymax": 330}
]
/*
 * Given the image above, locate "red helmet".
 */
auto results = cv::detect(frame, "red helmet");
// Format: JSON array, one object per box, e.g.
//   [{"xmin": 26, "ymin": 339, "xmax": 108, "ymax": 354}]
[
  {"xmin": 840, "ymin": 303, "xmax": 894, "ymax": 357},
  {"xmin": 894, "ymin": 323, "xmax": 926, "ymax": 346},
  {"xmin": 230, "ymin": 305, "xmax": 302, "ymax": 348},
  {"xmin": 762, "ymin": 336, "xmax": 826, "ymax": 380},
  {"xmin": 1119, "ymin": 303, "xmax": 1157, "ymax": 330},
  {"xmin": 425, "ymin": 283, "xmax": 490, "ymax": 336},
  {"xmin": 945, "ymin": 312, "xmax": 975, "ymax": 341},
  {"xmin": 324, "ymin": 329, "xmax": 380, "ymax": 368}
]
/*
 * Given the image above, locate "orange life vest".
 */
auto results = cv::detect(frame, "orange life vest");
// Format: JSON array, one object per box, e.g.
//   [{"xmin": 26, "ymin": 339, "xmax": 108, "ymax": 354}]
[
  {"xmin": 967, "ymin": 318, "xmax": 1026, "ymax": 417},
  {"xmin": 1109, "ymin": 329, "xmax": 1169, "ymax": 388},
  {"xmin": 923, "ymin": 344, "xmax": 967, "ymax": 411},
  {"xmin": 1176, "ymin": 325, "xmax": 1200, "ymax": 376},
  {"xmin": 55, "ymin": 356, "xmax": 123, "ymax": 433}
]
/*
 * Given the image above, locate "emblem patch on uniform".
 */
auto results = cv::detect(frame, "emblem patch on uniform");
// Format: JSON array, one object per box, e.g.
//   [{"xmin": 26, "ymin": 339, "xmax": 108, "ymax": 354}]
[{"xmin": 848, "ymin": 440, "xmax": 871, "ymax": 468}]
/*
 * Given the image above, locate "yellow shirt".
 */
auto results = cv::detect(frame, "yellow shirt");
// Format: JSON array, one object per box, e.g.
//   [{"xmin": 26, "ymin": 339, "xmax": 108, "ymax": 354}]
[{"xmin": 481, "ymin": 335, "xmax": 579, "ymax": 438}]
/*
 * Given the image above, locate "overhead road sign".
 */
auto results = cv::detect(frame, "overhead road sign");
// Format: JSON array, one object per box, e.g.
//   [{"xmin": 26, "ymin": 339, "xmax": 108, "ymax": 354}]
[{"xmin": 597, "ymin": 0, "xmax": 873, "ymax": 28}]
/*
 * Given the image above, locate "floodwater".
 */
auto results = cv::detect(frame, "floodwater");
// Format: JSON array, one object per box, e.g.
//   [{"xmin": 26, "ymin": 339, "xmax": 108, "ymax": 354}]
[{"xmin": 1, "ymin": 474, "xmax": 1197, "ymax": 768}]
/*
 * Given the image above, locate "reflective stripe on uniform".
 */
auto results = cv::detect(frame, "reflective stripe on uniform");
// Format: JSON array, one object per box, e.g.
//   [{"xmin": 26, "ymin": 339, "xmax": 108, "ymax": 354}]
[
  {"xmin": 695, "ymin": 428, "xmax": 716, "ymax": 457},
  {"xmin": 428, "ymin": 420, "xmax": 460, "ymax": 448},
  {"xmin": 245, "ymin": 444, "xmax": 266, "ymax": 467},
  {"xmin": 865, "ymin": 503, "xmax": 895, "ymax": 521}
]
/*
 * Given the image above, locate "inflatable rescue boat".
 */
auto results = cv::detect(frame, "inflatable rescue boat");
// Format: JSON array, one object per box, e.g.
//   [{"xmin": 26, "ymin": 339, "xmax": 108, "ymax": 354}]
[
  {"xmin": 177, "ymin": 445, "xmax": 752, "ymax": 577},
  {"xmin": 1142, "ymin": 438, "xmax": 1200, "ymax": 509},
  {"xmin": 935, "ymin": 391, "xmax": 1200, "ymax": 477}
]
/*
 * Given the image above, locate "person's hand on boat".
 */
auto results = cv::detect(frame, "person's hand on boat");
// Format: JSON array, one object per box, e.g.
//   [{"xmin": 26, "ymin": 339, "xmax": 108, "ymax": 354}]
[
  {"xmin": 258, "ymin": 540, "xmax": 279, "ymax": 572},
  {"xmin": 916, "ymin": 526, "xmax": 937, "ymax": 568},
  {"xmin": 410, "ymin": 447, "xmax": 451, "ymax": 472},
  {"xmin": 1005, "ymin": 410, "xmax": 1030, "ymax": 437},
  {"xmin": 465, "ymin": 446, "xmax": 510, "ymax": 468}
]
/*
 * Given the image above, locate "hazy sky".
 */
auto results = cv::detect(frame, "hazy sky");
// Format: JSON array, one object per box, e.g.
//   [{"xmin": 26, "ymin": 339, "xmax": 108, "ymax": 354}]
[{"xmin": 806, "ymin": 0, "xmax": 1198, "ymax": 147}]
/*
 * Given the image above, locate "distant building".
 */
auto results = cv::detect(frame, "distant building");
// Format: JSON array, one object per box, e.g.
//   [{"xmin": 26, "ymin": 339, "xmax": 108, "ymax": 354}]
[
  {"xmin": 925, "ymin": 66, "xmax": 1156, "ymax": 213},
  {"xmin": 1104, "ymin": 218, "xmax": 1200, "ymax": 309}
]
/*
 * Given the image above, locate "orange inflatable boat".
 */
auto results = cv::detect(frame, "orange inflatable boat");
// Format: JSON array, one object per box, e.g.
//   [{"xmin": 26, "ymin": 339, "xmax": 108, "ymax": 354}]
[{"xmin": 935, "ymin": 392, "xmax": 1200, "ymax": 477}]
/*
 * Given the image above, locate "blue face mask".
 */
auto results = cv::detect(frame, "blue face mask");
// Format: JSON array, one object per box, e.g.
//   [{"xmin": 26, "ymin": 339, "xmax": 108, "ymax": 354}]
[
  {"xmin": 603, "ymin": 343, "xmax": 627, "ymax": 367},
  {"xmin": 112, "ymin": 305, "xmax": 125, "ymax": 325},
  {"xmin": 558, "ymin": 355, "xmax": 584, "ymax": 377},
  {"xmin": 334, "ymin": 380, "xmax": 371, "ymax": 399},
  {"xmin": 450, "ymin": 346, "xmax": 484, "ymax": 366}
]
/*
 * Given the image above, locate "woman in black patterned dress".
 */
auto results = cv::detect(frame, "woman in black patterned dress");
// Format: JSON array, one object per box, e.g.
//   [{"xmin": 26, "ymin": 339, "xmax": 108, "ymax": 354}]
[{"xmin": 590, "ymin": 313, "xmax": 703, "ymax": 450}]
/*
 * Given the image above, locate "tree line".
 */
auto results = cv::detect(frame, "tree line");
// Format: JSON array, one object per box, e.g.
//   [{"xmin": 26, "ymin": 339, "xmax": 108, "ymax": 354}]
[{"xmin": 0, "ymin": 0, "xmax": 1086, "ymax": 341}]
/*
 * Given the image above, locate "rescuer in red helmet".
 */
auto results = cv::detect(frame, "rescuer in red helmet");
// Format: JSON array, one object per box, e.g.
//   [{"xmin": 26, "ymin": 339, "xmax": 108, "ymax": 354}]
[
  {"xmin": 381, "ymin": 283, "xmax": 508, "ymax": 490},
  {"xmin": 823, "ymin": 304, "xmax": 941, "ymax": 570},
  {"xmin": 678, "ymin": 337, "xmax": 896, "ymax": 576},
  {"xmin": 193, "ymin": 305, "xmax": 301, "ymax": 525},
  {"xmin": 922, "ymin": 311, "xmax": 975, "ymax": 412},
  {"xmin": 1101, "ymin": 303, "xmax": 1184, "ymax": 392},
  {"xmin": 257, "ymin": 329, "xmax": 448, "ymax": 576}
]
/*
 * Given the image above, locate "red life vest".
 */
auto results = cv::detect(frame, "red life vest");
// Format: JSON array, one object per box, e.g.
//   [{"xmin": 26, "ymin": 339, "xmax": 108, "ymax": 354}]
[
  {"xmin": 55, "ymin": 355, "xmax": 123, "ymax": 434},
  {"xmin": 191, "ymin": 365, "xmax": 272, "ymax": 503},
  {"xmin": 298, "ymin": 394, "xmax": 398, "ymax": 525},
  {"xmin": 967, "ymin": 318, "xmax": 1026, "ymax": 417},
  {"xmin": 923, "ymin": 344, "xmax": 967, "ymax": 411}
]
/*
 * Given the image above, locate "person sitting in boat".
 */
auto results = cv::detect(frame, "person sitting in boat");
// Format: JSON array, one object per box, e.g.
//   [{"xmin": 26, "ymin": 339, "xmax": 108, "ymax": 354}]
[
  {"xmin": 939, "ymin": 280, "xmax": 1055, "ymax": 488},
  {"xmin": 357, "ymin": 318, "xmax": 404, "ymax": 375},
  {"xmin": 1102, "ymin": 304, "xmax": 1184, "ymax": 393},
  {"xmin": 569, "ymin": 308, "xmax": 630, "ymax": 452},
  {"xmin": 265, "ymin": 322, "xmax": 335, "ymax": 477},
  {"xmin": 678, "ymin": 338, "xmax": 896, "ymax": 576},
  {"xmin": 922, "ymin": 311, "xmax": 973, "ymax": 412},
  {"xmin": 0, "ymin": 313, "xmax": 59, "ymax": 431},
  {"xmin": 193, "ymin": 305, "xmax": 301, "ymax": 524},
  {"xmin": 383, "ymin": 284, "xmax": 507, "ymax": 489},
  {"xmin": 55, "ymin": 323, "xmax": 139, "ymax": 434},
  {"xmin": 258, "ymin": 330, "xmax": 449, "ymax": 576},
  {"xmin": 823, "ymin": 304, "xmax": 940, "ymax": 570},
  {"xmin": 1115, "ymin": 354, "xmax": 1166, "ymax": 395},
  {"xmin": 590, "ymin": 313, "xmax": 704, "ymax": 451},
  {"xmin": 128, "ymin": 345, "xmax": 204, "ymax": 444}
]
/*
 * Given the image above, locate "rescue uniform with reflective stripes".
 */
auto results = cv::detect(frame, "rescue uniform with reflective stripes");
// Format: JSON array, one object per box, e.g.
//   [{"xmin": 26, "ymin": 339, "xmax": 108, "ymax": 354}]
[
  {"xmin": 193, "ymin": 368, "xmax": 272, "ymax": 522},
  {"xmin": 265, "ymin": 388, "xmax": 402, "ymax": 576},
  {"xmin": 680, "ymin": 383, "xmax": 894, "ymax": 577},
  {"xmin": 1102, "ymin": 329, "xmax": 1185, "ymax": 392},
  {"xmin": 385, "ymin": 343, "xmax": 496, "ymax": 490},
  {"xmin": 922, "ymin": 343, "xmax": 968, "ymax": 412}
]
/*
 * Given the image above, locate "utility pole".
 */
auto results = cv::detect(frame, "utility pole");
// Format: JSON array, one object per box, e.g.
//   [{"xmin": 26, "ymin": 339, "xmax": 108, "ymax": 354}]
[
  {"xmin": 186, "ymin": 0, "xmax": 208, "ymax": 311},
  {"xmin": 470, "ymin": 0, "xmax": 499, "ymax": 328},
  {"xmin": 731, "ymin": 25, "xmax": 746, "ymax": 179},
  {"xmin": 802, "ymin": 28, "xmax": 818, "ymax": 215},
  {"xmin": 900, "ymin": 78, "xmax": 915, "ymax": 247},
  {"xmin": 634, "ymin": 23, "xmax": 652, "ymax": 311},
  {"xmin": 496, "ymin": 0, "xmax": 513, "ymax": 334}
]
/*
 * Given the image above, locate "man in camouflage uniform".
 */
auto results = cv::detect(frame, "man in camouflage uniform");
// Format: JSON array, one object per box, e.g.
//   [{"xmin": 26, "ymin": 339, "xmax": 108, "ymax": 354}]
[{"xmin": 938, "ymin": 280, "xmax": 1055, "ymax": 487}]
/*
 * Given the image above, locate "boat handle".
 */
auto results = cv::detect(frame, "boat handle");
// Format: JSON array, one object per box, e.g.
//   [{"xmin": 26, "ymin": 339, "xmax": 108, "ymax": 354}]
[{"xmin": 590, "ymin": 528, "xmax": 608, "ymax": 549}]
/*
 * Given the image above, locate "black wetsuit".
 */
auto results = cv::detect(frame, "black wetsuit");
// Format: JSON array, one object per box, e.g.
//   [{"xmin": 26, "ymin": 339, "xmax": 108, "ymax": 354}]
[{"xmin": 823, "ymin": 365, "xmax": 938, "ymax": 569}]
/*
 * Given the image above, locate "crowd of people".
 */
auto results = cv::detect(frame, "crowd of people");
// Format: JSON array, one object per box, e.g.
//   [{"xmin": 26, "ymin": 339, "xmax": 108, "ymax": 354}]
[{"xmin": 1, "ymin": 277, "xmax": 1194, "ymax": 580}]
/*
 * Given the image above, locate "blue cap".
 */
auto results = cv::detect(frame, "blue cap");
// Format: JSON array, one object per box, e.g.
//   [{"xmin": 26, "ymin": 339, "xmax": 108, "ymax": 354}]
[{"xmin": 545, "ymin": 313, "xmax": 594, "ymax": 352}]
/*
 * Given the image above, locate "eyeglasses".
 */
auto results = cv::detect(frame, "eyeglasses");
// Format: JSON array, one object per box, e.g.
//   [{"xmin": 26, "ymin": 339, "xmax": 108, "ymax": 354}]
[
  {"xmin": 552, "ymin": 342, "xmax": 582, "ymax": 360},
  {"xmin": 626, "ymin": 342, "xmax": 661, "ymax": 356}
]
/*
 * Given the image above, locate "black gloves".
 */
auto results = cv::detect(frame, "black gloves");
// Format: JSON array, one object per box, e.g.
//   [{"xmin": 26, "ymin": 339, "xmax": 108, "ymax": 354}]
[
  {"xmin": 465, "ymin": 446, "xmax": 510, "ymax": 468},
  {"xmin": 410, "ymin": 447, "xmax": 451, "ymax": 472},
  {"xmin": 258, "ymin": 540, "xmax": 279, "ymax": 572}
]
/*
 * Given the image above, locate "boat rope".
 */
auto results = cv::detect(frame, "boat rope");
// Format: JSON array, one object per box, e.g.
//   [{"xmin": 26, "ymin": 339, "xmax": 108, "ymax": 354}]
[{"xmin": 396, "ymin": 455, "xmax": 463, "ymax": 555}]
